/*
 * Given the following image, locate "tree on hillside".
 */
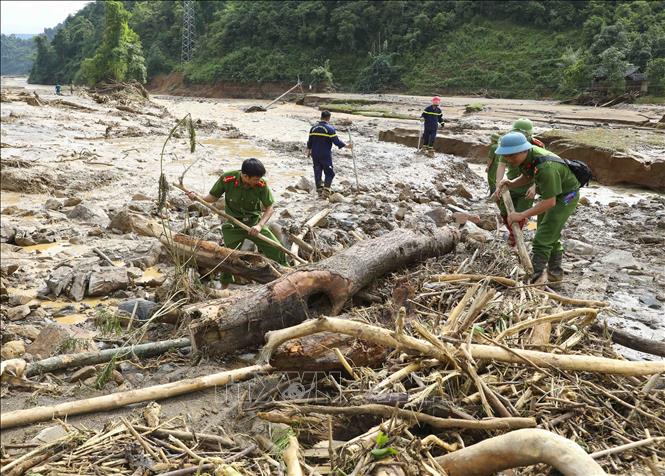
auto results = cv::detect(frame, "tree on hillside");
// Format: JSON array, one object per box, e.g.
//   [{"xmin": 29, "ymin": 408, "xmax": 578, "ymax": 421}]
[
  {"xmin": 79, "ymin": 1, "xmax": 146, "ymax": 85},
  {"xmin": 28, "ymin": 35, "xmax": 57, "ymax": 83},
  {"xmin": 647, "ymin": 58, "xmax": 665, "ymax": 96}
]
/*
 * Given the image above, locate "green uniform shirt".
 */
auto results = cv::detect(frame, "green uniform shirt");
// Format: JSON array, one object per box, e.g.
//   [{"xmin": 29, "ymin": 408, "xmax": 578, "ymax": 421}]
[
  {"xmin": 209, "ymin": 170, "xmax": 274, "ymax": 225},
  {"xmin": 518, "ymin": 147, "xmax": 580, "ymax": 201}
]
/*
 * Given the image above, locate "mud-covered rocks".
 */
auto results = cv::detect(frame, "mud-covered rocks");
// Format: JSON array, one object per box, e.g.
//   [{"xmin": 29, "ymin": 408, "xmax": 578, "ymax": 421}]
[
  {"xmin": 67, "ymin": 203, "xmax": 110, "ymax": 228},
  {"xmin": 461, "ymin": 221, "xmax": 493, "ymax": 243},
  {"xmin": 118, "ymin": 298, "xmax": 159, "ymax": 321},
  {"xmin": 27, "ymin": 323, "xmax": 97, "ymax": 358},
  {"xmin": 294, "ymin": 176, "xmax": 315, "ymax": 193},
  {"xmin": 5, "ymin": 304, "xmax": 31, "ymax": 321},
  {"xmin": 87, "ymin": 268, "xmax": 130, "ymax": 296},
  {"xmin": 46, "ymin": 266, "xmax": 75, "ymax": 297},
  {"xmin": 424, "ymin": 206, "xmax": 451, "ymax": 227},
  {"xmin": 1, "ymin": 340, "xmax": 26, "ymax": 359},
  {"xmin": 566, "ymin": 239, "xmax": 595, "ymax": 256}
]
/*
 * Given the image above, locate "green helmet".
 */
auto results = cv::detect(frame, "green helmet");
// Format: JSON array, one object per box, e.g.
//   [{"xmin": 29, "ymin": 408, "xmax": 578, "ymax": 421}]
[{"xmin": 511, "ymin": 118, "xmax": 534, "ymax": 136}]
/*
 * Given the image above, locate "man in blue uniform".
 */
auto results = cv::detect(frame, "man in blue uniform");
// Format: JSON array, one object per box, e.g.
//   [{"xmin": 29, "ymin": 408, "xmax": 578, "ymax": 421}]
[
  {"xmin": 306, "ymin": 110, "xmax": 352, "ymax": 198},
  {"xmin": 420, "ymin": 96, "xmax": 444, "ymax": 157}
]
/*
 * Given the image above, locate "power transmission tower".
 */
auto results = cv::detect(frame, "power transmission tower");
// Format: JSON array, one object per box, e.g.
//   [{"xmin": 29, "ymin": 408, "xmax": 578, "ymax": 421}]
[{"xmin": 181, "ymin": 0, "xmax": 195, "ymax": 62}]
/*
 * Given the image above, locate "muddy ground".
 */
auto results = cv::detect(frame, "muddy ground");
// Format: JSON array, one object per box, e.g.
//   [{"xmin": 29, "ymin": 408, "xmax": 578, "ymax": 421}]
[{"xmin": 1, "ymin": 77, "xmax": 664, "ymax": 467}]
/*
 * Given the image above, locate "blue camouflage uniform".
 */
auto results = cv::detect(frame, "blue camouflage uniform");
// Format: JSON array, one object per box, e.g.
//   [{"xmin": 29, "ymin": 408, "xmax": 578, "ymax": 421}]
[
  {"xmin": 307, "ymin": 121, "xmax": 346, "ymax": 189},
  {"xmin": 421, "ymin": 105, "xmax": 444, "ymax": 150}
]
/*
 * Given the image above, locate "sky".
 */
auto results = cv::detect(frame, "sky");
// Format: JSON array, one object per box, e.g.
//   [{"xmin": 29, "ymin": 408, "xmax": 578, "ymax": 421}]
[{"xmin": 1, "ymin": 1, "xmax": 91, "ymax": 35}]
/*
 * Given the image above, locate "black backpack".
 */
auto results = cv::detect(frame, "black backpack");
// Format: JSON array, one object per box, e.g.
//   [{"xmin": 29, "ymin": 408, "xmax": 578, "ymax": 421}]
[{"xmin": 534, "ymin": 155, "xmax": 594, "ymax": 188}]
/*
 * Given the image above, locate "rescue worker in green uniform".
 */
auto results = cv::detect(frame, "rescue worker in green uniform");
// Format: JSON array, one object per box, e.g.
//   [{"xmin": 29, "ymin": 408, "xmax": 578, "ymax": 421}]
[
  {"xmin": 495, "ymin": 132, "xmax": 580, "ymax": 283},
  {"xmin": 486, "ymin": 132, "xmax": 501, "ymax": 195},
  {"xmin": 186, "ymin": 158, "xmax": 288, "ymax": 286},
  {"xmin": 491, "ymin": 119, "xmax": 544, "ymax": 246}
]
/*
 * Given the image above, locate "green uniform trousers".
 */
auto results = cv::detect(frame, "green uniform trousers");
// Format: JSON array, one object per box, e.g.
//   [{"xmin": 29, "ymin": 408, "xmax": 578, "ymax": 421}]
[
  {"xmin": 221, "ymin": 222, "xmax": 288, "ymax": 284},
  {"xmin": 487, "ymin": 160, "xmax": 499, "ymax": 194},
  {"xmin": 532, "ymin": 192, "xmax": 579, "ymax": 260}
]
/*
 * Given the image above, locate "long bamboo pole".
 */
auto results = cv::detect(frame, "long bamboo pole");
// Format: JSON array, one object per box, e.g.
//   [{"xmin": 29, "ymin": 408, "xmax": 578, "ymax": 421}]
[
  {"xmin": 173, "ymin": 182, "xmax": 307, "ymax": 264},
  {"xmin": 501, "ymin": 190, "xmax": 533, "ymax": 274},
  {"xmin": 1, "ymin": 364, "xmax": 271, "ymax": 429},
  {"xmin": 26, "ymin": 338, "xmax": 191, "ymax": 377},
  {"xmin": 260, "ymin": 317, "xmax": 665, "ymax": 376}
]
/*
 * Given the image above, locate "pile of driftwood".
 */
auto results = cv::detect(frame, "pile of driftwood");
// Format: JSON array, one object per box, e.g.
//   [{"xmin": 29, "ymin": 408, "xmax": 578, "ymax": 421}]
[{"xmin": 2, "ymin": 227, "xmax": 663, "ymax": 475}]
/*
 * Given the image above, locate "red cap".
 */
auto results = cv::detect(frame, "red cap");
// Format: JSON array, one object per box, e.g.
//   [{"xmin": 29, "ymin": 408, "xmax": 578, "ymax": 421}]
[{"xmin": 432, "ymin": 96, "xmax": 441, "ymax": 104}]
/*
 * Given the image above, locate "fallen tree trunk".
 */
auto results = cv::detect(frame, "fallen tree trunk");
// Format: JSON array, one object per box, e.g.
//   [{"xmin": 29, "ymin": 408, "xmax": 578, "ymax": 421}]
[
  {"xmin": 260, "ymin": 317, "xmax": 665, "ymax": 376},
  {"xmin": 188, "ymin": 227, "xmax": 460, "ymax": 355},
  {"xmin": 26, "ymin": 338, "xmax": 191, "ymax": 377},
  {"xmin": 0, "ymin": 364, "xmax": 270, "ymax": 429},
  {"xmin": 590, "ymin": 321, "xmax": 665, "ymax": 357},
  {"xmin": 117, "ymin": 209, "xmax": 283, "ymax": 283},
  {"xmin": 435, "ymin": 428, "xmax": 606, "ymax": 476}
]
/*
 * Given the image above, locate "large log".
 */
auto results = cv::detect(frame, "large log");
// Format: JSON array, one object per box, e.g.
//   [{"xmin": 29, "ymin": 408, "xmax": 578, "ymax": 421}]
[
  {"xmin": 117, "ymin": 209, "xmax": 283, "ymax": 283},
  {"xmin": 188, "ymin": 227, "xmax": 460, "ymax": 356}
]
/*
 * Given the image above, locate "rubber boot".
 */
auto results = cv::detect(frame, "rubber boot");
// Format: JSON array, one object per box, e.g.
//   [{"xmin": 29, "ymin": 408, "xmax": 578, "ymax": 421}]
[
  {"xmin": 321, "ymin": 186, "xmax": 331, "ymax": 199},
  {"xmin": 316, "ymin": 186, "xmax": 324, "ymax": 198},
  {"xmin": 531, "ymin": 254, "xmax": 548, "ymax": 284},
  {"xmin": 548, "ymin": 252, "xmax": 564, "ymax": 282}
]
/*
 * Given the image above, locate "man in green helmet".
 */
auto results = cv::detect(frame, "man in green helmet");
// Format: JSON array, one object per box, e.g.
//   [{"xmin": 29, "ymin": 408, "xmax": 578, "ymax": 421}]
[
  {"xmin": 495, "ymin": 132, "xmax": 580, "ymax": 284},
  {"xmin": 492, "ymin": 118, "xmax": 544, "ymax": 247},
  {"xmin": 186, "ymin": 158, "xmax": 288, "ymax": 286}
]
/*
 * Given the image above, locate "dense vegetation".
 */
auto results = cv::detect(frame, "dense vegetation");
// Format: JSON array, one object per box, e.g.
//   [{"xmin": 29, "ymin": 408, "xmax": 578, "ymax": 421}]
[
  {"xmin": 1, "ymin": 34, "xmax": 35, "ymax": 75},
  {"xmin": 25, "ymin": 0, "xmax": 665, "ymax": 98}
]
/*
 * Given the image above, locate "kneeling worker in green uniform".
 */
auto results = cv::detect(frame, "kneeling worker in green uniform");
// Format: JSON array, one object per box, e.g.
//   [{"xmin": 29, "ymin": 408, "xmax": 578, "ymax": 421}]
[
  {"xmin": 495, "ymin": 132, "xmax": 580, "ymax": 283},
  {"xmin": 186, "ymin": 158, "xmax": 288, "ymax": 285}
]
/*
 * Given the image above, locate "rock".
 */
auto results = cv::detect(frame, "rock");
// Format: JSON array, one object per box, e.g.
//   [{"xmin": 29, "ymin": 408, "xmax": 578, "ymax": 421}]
[
  {"xmin": 46, "ymin": 266, "xmax": 75, "ymax": 297},
  {"xmin": 638, "ymin": 234, "xmax": 664, "ymax": 244},
  {"xmin": 66, "ymin": 204, "xmax": 110, "ymax": 228},
  {"xmin": 455, "ymin": 184, "xmax": 473, "ymax": 200},
  {"xmin": 131, "ymin": 193, "xmax": 152, "ymax": 201},
  {"xmin": 112, "ymin": 369, "xmax": 125, "ymax": 384},
  {"xmin": 601, "ymin": 250, "xmax": 640, "ymax": 269},
  {"xmin": 87, "ymin": 268, "xmax": 129, "ymax": 296},
  {"xmin": 27, "ymin": 323, "xmax": 97, "ymax": 359},
  {"xmin": 294, "ymin": 176, "xmax": 315, "ymax": 193},
  {"xmin": 14, "ymin": 228, "xmax": 37, "ymax": 246},
  {"xmin": 69, "ymin": 365, "xmax": 97, "ymax": 383},
  {"xmin": 328, "ymin": 192, "xmax": 346, "ymax": 203},
  {"xmin": 565, "ymin": 239, "xmax": 595, "ymax": 256},
  {"xmin": 30, "ymin": 425, "xmax": 69, "ymax": 444},
  {"xmin": 453, "ymin": 212, "xmax": 481, "ymax": 226},
  {"xmin": 395, "ymin": 207, "xmax": 407, "ymax": 221},
  {"xmin": 108, "ymin": 208, "xmax": 134, "ymax": 233},
  {"xmin": 1, "ymin": 223, "xmax": 16, "ymax": 243},
  {"xmin": 44, "ymin": 198, "xmax": 62, "ymax": 210},
  {"xmin": 477, "ymin": 213, "xmax": 498, "ymax": 231},
  {"xmin": 639, "ymin": 294, "xmax": 661, "ymax": 309},
  {"xmin": 1, "ymin": 340, "xmax": 26, "ymax": 359},
  {"xmin": 5, "ymin": 304, "xmax": 31, "ymax": 321},
  {"xmin": 579, "ymin": 196, "xmax": 590, "ymax": 206},
  {"xmin": 88, "ymin": 227, "xmax": 104, "ymax": 237},
  {"xmin": 424, "ymin": 207, "xmax": 451, "ymax": 227},
  {"xmin": 63, "ymin": 196, "xmax": 82, "ymax": 207},
  {"xmin": 462, "ymin": 221, "xmax": 493, "ymax": 243},
  {"xmin": 118, "ymin": 298, "xmax": 158, "ymax": 321},
  {"xmin": 68, "ymin": 271, "xmax": 89, "ymax": 302},
  {"xmin": 7, "ymin": 294, "xmax": 32, "ymax": 306},
  {"xmin": 5, "ymin": 323, "xmax": 40, "ymax": 340}
]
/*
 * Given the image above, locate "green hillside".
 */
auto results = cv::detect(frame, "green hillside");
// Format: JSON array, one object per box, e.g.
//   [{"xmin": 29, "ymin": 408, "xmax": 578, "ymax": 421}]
[
  {"xmin": 26, "ymin": 0, "xmax": 665, "ymax": 99},
  {"xmin": 1, "ymin": 34, "xmax": 36, "ymax": 75}
]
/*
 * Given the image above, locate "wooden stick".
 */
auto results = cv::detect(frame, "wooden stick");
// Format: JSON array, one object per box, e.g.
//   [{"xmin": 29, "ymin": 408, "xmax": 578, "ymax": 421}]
[
  {"xmin": 26, "ymin": 338, "xmax": 191, "ymax": 377},
  {"xmin": 93, "ymin": 247, "xmax": 117, "ymax": 267},
  {"xmin": 495, "ymin": 308, "xmax": 598, "ymax": 341},
  {"xmin": 283, "ymin": 434, "xmax": 304, "ymax": 476},
  {"xmin": 173, "ymin": 182, "xmax": 306, "ymax": 264},
  {"xmin": 259, "ymin": 317, "xmax": 665, "ymax": 376},
  {"xmin": 590, "ymin": 321, "xmax": 665, "ymax": 357},
  {"xmin": 347, "ymin": 129, "xmax": 360, "ymax": 192},
  {"xmin": 290, "ymin": 404, "xmax": 535, "ymax": 431},
  {"xmin": 333, "ymin": 347, "xmax": 358, "ymax": 380},
  {"xmin": 590, "ymin": 436, "xmax": 665, "ymax": 459},
  {"xmin": 432, "ymin": 274, "xmax": 608, "ymax": 307},
  {"xmin": 501, "ymin": 190, "xmax": 533, "ymax": 273},
  {"xmin": 133, "ymin": 425, "xmax": 234, "ymax": 448},
  {"xmin": 290, "ymin": 208, "xmax": 330, "ymax": 258},
  {"xmin": 1, "ymin": 364, "xmax": 271, "ymax": 429}
]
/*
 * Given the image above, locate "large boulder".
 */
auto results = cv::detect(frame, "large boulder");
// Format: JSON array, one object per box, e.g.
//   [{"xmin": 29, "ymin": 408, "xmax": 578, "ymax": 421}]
[
  {"xmin": 66, "ymin": 204, "xmax": 110, "ymax": 228},
  {"xmin": 87, "ymin": 268, "xmax": 129, "ymax": 296},
  {"xmin": 27, "ymin": 323, "xmax": 97, "ymax": 359}
]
